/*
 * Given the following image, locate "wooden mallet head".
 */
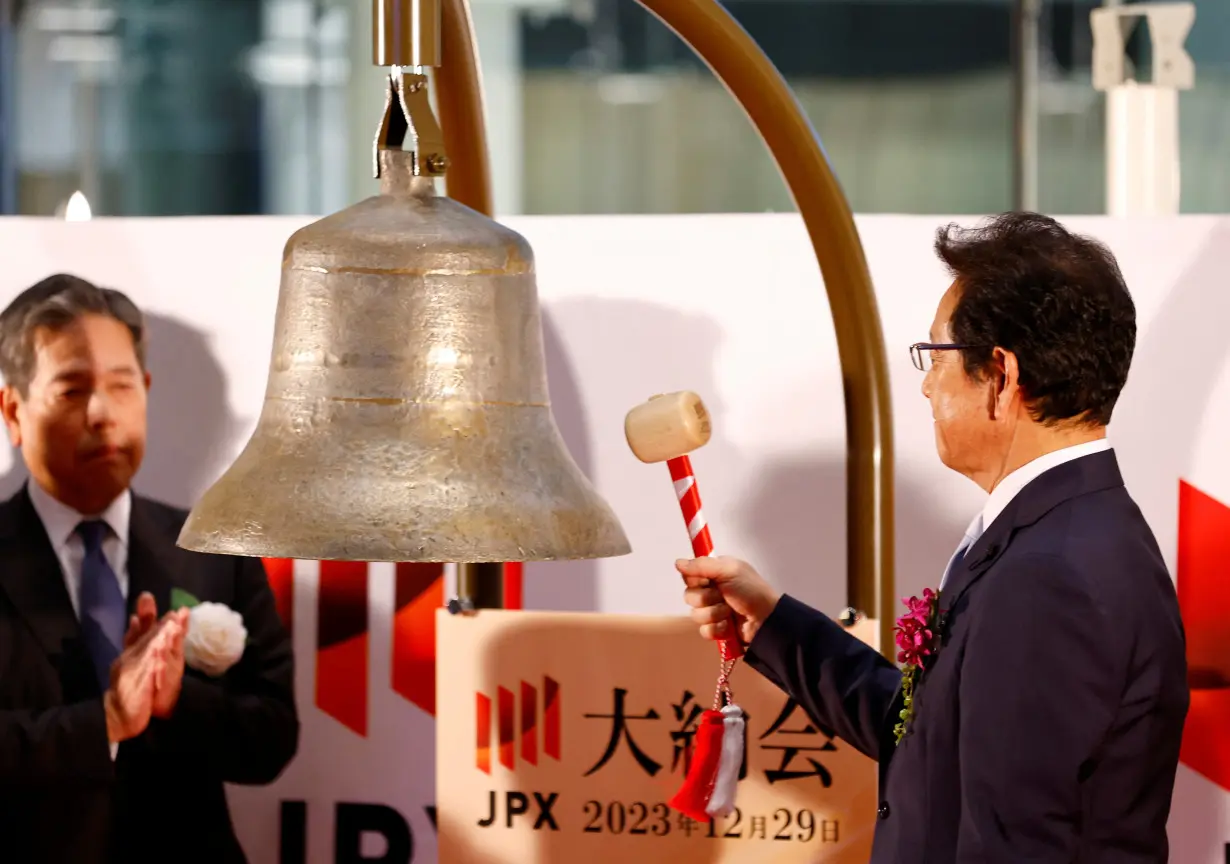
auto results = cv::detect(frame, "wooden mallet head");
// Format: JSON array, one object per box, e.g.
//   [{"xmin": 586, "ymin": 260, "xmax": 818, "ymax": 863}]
[{"xmin": 624, "ymin": 391, "xmax": 712, "ymax": 464}]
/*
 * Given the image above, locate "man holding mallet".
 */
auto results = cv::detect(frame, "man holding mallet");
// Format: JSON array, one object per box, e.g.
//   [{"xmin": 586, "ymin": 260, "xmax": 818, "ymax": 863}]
[{"xmin": 668, "ymin": 214, "xmax": 1188, "ymax": 863}]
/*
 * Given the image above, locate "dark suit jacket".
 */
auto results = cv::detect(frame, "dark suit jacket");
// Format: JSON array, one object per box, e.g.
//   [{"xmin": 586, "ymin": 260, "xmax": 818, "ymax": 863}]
[
  {"xmin": 0, "ymin": 486, "xmax": 299, "ymax": 863},
  {"xmin": 746, "ymin": 450, "xmax": 1189, "ymax": 863}
]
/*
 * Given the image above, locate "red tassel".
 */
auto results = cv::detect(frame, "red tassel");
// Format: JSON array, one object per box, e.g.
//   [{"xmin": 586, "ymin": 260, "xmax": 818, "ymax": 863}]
[{"xmin": 668, "ymin": 709, "xmax": 726, "ymax": 822}]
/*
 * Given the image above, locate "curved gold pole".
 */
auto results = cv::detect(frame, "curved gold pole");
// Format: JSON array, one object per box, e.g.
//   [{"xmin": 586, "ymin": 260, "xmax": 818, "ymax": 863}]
[
  {"xmin": 434, "ymin": 0, "xmax": 895, "ymax": 655},
  {"xmin": 434, "ymin": 0, "xmax": 493, "ymax": 217},
  {"xmin": 632, "ymin": 0, "xmax": 895, "ymax": 655}
]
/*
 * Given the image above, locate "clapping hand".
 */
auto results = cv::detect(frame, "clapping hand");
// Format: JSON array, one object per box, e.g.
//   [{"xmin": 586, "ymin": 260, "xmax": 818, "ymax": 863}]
[
  {"xmin": 124, "ymin": 593, "xmax": 190, "ymax": 719},
  {"xmin": 104, "ymin": 596, "xmax": 190, "ymax": 743}
]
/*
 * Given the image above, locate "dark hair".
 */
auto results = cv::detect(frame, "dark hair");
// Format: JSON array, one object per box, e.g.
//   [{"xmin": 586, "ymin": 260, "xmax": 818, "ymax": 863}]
[
  {"xmin": 0, "ymin": 273, "xmax": 146, "ymax": 395},
  {"xmin": 934, "ymin": 212, "xmax": 1136, "ymax": 427}
]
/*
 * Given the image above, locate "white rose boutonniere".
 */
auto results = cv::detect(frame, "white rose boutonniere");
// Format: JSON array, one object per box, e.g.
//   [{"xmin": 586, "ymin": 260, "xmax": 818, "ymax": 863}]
[{"xmin": 171, "ymin": 588, "xmax": 248, "ymax": 677}]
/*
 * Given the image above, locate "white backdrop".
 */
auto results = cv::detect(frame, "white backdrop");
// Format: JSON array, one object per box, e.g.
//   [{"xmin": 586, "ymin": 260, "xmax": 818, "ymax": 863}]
[{"xmin": 0, "ymin": 212, "xmax": 1225, "ymax": 862}]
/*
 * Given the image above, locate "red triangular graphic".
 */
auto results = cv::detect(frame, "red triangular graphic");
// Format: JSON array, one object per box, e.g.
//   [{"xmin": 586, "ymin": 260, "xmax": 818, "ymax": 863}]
[{"xmin": 1177, "ymin": 479, "xmax": 1230, "ymax": 791}]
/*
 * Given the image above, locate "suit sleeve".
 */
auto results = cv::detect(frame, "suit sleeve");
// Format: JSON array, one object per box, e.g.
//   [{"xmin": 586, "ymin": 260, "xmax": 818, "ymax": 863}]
[
  {"xmin": 743, "ymin": 594, "xmax": 902, "ymax": 760},
  {"xmin": 956, "ymin": 553, "xmax": 1117, "ymax": 861},
  {"xmin": 144, "ymin": 556, "xmax": 299, "ymax": 785},
  {"xmin": 0, "ymin": 701, "xmax": 114, "ymax": 787}
]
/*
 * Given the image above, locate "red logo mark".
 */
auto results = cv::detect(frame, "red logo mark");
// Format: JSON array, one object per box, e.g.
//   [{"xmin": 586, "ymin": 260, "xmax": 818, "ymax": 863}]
[
  {"xmin": 1177, "ymin": 480, "xmax": 1230, "ymax": 791},
  {"xmin": 476, "ymin": 676, "xmax": 561, "ymax": 775},
  {"xmin": 262, "ymin": 559, "xmax": 524, "ymax": 736}
]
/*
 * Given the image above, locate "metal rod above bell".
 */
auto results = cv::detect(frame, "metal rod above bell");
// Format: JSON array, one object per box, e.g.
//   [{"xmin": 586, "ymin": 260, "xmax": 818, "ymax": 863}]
[
  {"xmin": 373, "ymin": 0, "xmax": 441, "ymax": 68},
  {"xmin": 177, "ymin": 64, "xmax": 630, "ymax": 564}
]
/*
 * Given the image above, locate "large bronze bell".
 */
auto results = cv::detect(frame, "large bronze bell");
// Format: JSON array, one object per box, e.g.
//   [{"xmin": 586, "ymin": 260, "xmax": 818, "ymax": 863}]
[{"xmin": 178, "ymin": 72, "xmax": 630, "ymax": 564}]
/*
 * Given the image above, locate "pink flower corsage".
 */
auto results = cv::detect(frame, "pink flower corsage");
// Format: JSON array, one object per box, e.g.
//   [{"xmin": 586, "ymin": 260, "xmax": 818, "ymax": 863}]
[{"xmin": 892, "ymin": 587, "xmax": 942, "ymax": 744}]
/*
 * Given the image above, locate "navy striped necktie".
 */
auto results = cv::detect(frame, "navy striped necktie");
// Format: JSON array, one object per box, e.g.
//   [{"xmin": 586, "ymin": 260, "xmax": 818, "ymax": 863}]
[{"xmin": 77, "ymin": 520, "xmax": 125, "ymax": 692}]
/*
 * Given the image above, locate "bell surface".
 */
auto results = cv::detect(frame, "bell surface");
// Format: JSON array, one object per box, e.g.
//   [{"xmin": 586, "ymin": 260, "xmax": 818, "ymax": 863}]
[{"xmin": 178, "ymin": 150, "xmax": 631, "ymax": 563}]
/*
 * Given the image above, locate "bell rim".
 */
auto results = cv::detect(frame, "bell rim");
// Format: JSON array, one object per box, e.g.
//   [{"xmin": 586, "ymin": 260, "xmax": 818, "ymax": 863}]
[{"xmin": 174, "ymin": 527, "xmax": 632, "ymax": 563}]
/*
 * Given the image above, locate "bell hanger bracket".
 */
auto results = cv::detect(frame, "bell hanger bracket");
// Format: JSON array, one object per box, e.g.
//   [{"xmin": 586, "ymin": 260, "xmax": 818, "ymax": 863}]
[{"xmin": 374, "ymin": 67, "xmax": 450, "ymax": 180}]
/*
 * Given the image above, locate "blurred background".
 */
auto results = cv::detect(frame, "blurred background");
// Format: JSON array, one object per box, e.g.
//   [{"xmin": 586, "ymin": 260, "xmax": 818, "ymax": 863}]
[{"xmin": 1, "ymin": 0, "xmax": 1227, "ymax": 219}]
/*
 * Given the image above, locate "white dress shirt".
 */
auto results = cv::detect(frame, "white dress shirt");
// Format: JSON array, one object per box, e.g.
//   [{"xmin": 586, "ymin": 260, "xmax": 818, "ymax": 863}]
[
  {"xmin": 940, "ymin": 437, "xmax": 1112, "ymax": 590},
  {"xmin": 27, "ymin": 480, "xmax": 132, "ymax": 759},
  {"xmin": 27, "ymin": 480, "xmax": 131, "ymax": 616}
]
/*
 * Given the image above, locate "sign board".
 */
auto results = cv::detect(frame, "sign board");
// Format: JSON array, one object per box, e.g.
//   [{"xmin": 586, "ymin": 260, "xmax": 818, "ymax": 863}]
[{"xmin": 436, "ymin": 609, "xmax": 880, "ymax": 862}]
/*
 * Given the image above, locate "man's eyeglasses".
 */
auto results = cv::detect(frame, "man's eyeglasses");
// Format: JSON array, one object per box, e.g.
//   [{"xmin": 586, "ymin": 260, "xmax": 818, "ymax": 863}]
[{"xmin": 909, "ymin": 342, "xmax": 982, "ymax": 372}]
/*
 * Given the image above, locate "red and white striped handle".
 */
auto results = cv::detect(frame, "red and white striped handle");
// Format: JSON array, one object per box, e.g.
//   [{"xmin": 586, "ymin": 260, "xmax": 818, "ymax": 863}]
[{"xmin": 667, "ymin": 455, "xmax": 744, "ymax": 661}]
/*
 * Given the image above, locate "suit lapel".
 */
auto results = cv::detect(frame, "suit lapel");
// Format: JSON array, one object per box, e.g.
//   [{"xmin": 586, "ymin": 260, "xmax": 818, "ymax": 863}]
[
  {"xmin": 939, "ymin": 450, "xmax": 1127, "ymax": 616},
  {"xmin": 126, "ymin": 495, "xmax": 176, "ymax": 616},
  {"xmin": 0, "ymin": 486, "xmax": 83, "ymax": 661},
  {"xmin": 937, "ymin": 522, "xmax": 1011, "ymax": 617}
]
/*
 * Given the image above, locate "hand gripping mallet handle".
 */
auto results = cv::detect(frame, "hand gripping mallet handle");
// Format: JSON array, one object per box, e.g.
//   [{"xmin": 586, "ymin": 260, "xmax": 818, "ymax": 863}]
[{"xmin": 624, "ymin": 391, "xmax": 744, "ymax": 661}]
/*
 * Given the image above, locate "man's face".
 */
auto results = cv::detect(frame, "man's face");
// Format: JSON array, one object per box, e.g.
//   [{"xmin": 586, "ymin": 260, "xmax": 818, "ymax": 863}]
[
  {"xmin": 1, "ymin": 313, "xmax": 150, "ymax": 513},
  {"xmin": 921, "ymin": 281, "xmax": 1003, "ymax": 481}
]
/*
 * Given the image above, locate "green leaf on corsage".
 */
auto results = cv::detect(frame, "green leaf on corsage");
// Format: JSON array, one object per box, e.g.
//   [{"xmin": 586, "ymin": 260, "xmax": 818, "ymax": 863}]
[{"xmin": 170, "ymin": 587, "xmax": 202, "ymax": 610}]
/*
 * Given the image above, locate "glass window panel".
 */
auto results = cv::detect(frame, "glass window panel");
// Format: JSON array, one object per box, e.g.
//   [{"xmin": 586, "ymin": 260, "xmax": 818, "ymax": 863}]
[{"xmin": 2, "ymin": 0, "xmax": 1228, "ymax": 217}]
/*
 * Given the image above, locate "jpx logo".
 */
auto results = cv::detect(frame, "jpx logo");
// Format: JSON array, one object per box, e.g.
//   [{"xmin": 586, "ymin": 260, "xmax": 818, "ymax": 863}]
[{"xmin": 476, "ymin": 676, "xmax": 561, "ymax": 774}]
